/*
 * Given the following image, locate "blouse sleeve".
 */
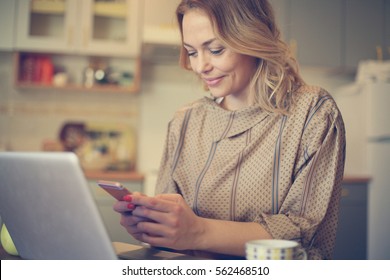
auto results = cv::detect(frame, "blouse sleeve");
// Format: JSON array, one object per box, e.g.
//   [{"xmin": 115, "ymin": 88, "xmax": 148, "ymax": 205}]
[
  {"xmin": 154, "ymin": 120, "xmax": 179, "ymax": 195},
  {"xmin": 259, "ymin": 97, "xmax": 346, "ymax": 259}
]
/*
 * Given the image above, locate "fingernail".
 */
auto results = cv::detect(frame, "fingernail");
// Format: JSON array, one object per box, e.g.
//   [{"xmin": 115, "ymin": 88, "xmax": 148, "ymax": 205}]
[
  {"xmin": 127, "ymin": 203, "xmax": 135, "ymax": 210},
  {"xmin": 123, "ymin": 195, "xmax": 132, "ymax": 202}
]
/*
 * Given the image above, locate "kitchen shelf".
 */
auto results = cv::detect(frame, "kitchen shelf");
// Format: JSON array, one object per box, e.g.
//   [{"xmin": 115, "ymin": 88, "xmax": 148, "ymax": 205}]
[
  {"xmin": 14, "ymin": 82, "xmax": 140, "ymax": 93},
  {"xmin": 342, "ymin": 176, "xmax": 371, "ymax": 184},
  {"xmin": 93, "ymin": 2, "xmax": 127, "ymax": 18},
  {"xmin": 31, "ymin": 1, "xmax": 66, "ymax": 15},
  {"xmin": 14, "ymin": 79, "xmax": 141, "ymax": 94},
  {"xmin": 13, "ymin": 52, "xmax": 141, "ymax": 93},
  {"xmin": 84, "ymin": 170, "xmax": 144, "ymax": 182},
  {"xmin": 31, "ymin": 0, "xmax": 129, "ymax": 18}
]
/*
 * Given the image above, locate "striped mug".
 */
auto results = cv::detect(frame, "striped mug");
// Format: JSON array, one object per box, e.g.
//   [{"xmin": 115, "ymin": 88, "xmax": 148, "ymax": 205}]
[{"xmin": 245, "ymin": 239, "xmax": 307, "ymax": 260}]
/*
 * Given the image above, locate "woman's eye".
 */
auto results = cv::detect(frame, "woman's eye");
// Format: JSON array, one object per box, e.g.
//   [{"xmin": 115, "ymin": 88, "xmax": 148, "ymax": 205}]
[
  {"xmin": 187, "ymin": 51, "xmax": 197, "ymax": 57},
  {"xmin": 210, "ymin": 48, "xmax": 224, "ymax": 55}
]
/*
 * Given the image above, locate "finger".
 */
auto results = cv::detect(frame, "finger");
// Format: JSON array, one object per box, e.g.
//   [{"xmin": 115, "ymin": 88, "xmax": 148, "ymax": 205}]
[
  {"xmin": 132, "ymin": 191, "xmax": 146, "ymax": 196},
  {"xmin": 113, "ymin": 201, "xmax": 136, "ymax": 213},
  {"xmin": 120, "ymin": 213, "xmax": 143, "ymax": 227},
  {"xmin": 136, "ymin": 223, "xmax": 177, "ymax": 248},
  {"xmin": 155, "ymin": 193, "xmax": 183, "ymax": 203},
  {"xmin": 137, "ymin": 221, "xmax": 170, "ymax": 239},
  {"xmin": 123, "ymin": 191, "xmax": 147, "ymax": 202},
  {"xmin": 125, "ymin": 225, "xmax": 145, "ymax": 242},
  {"xmin": 120, "ymin": 215, "xmax": 157, "ymax": 243},
  {"xmin": 130, "ymin": 206, "xmax": 171, "ymax": 225},
  {"xmin": 121, "ymin": 209, "xmax": 156, "ymax": 224},
  {"xmin": 130, "ymin": 195, "xmax": 177, "ymax": 213}
]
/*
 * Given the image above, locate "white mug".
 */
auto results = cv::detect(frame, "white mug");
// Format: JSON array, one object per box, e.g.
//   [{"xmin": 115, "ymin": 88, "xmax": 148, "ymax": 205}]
[{"xmin": 245, "ymin": 239, "xmax": 307, "ymax": 260}]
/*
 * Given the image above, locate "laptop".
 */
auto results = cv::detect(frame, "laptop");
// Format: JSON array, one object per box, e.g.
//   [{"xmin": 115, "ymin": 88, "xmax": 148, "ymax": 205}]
[{"xmin": 0, "ymin": 152, "xmax": 120, "ymax": 259}]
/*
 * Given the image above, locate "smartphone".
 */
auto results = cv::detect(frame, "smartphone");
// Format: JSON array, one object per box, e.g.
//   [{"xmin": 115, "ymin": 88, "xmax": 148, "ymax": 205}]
[{"xmin": 97, "ymin": 180, "xmax": 131, "ymax": 201}]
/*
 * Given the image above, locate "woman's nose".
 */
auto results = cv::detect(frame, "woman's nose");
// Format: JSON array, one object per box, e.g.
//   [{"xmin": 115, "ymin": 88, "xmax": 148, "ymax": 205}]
[{"xmin": 194, "ymin": 54, "xmax": 212, "ymax": 74}]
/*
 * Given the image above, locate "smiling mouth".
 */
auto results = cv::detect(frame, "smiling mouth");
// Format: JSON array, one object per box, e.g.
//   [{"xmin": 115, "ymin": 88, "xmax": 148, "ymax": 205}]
[{"xmin": 204, "ymin": 76, "xmax": 224, "ymax": 87}]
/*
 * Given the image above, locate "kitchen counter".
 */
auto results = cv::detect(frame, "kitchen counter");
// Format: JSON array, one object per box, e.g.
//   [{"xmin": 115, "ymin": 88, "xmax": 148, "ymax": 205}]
[
  {"xmin": 342, "ymin": 175, "xmax": 371, "ymax": 184},
  {"xmin": 84, "ymin": 171, "xmax": 369, "ymax": 184},
  {"xmin": 84, "ymin": 170, "xmax": 144, "ymax": 182}
]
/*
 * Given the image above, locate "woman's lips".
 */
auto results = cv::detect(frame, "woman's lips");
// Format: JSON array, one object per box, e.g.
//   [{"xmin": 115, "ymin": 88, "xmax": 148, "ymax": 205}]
[{"xmin": 204, "ymin": 76, "xmax": 224, "ymax": 87}]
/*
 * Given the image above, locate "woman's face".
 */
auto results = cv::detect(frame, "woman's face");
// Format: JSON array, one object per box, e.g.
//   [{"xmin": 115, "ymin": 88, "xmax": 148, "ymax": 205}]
[{"xmin": 182, "ymin": 9, "xmax": 258, "ymax": 110}]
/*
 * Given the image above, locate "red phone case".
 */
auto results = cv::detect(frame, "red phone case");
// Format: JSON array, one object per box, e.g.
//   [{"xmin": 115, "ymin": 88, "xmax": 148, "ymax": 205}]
[{"xmin": 97, "ymin": 180, "xmax": 131, "ymax": 201}]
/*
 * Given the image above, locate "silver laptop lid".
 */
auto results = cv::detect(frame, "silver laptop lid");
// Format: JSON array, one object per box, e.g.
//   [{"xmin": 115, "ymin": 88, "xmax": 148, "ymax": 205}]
[{"xmin": 0, "ymin": 152, "xmax": 117, "ymax": 259}]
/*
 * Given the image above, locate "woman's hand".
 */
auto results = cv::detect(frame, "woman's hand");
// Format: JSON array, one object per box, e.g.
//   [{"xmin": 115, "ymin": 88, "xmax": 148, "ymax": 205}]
[
  {"xmin": 123, "ymin": 193, "xmax": 205, "ymax": 251},
  {"xmin": 113, "ymin": 192, "xmax": 151, "ymax": 241}
]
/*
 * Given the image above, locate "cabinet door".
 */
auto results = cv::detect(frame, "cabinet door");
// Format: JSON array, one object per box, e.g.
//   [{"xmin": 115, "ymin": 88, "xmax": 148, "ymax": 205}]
[
  {"xmin": 344, "ymin": 0, "xmax": 385, "ymax": 69},
  {"xmin": 15, "ymin": 0, "xmax": 79, "ymax": 52},
  {"xmin": 333, "ymin": 183, "xmax": 368, "ymax": 260},
  {"xmin": 0, "ymin": 0, "xmax": 16, "ymax": 50},
  {"xmin": 385, "ymin": 1, "xmax": 390, "ymax": 60},
  {"xmin": 269, "ymin": 0, "xmax": 289, "ymax": 41},
  {"xmin": 289, "ymin": 0, "xmax": 343, "ymax": 67},
  {"xmin": 79, "ymin": 0, "xmax": 142, "ymax": 57}
]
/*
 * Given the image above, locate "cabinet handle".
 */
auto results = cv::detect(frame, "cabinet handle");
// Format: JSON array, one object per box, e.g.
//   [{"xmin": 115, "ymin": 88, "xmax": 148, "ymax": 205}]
[
  {"xmin": 68, "ymin": 27, "xmax": 73, "ymax": 46},
  {"xmin": 289, "ymin": 39, "xmax": 298, "ymax": 59},
  {"xmin": 341, "ymin": 188, "xmax": 349, "ymax": 197},
  {"xmin": 84, "ymin": 27, "xmax": 89, "ymax": 47},
  {"xmin": 376, "ymin": 45, "xmax": 383, "ymax": 61}
]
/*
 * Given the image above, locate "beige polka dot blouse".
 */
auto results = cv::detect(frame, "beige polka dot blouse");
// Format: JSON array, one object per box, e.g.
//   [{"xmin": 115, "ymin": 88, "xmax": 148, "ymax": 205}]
[{"xmin": 155, "ymin": 85, "xmax": 346, "ymax": 260}]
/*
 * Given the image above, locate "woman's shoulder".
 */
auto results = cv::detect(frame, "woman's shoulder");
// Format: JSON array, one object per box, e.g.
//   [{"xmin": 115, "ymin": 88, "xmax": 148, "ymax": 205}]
[
  {"xmin": 290, "ymin": 85, "xmax": 345, "ymax": 135},
  {"xmin": 294, "ymin": 85, "xmax": 333, "ymax": 102},
  {"xmin": 292, "ymin": 85, "xmax": 340, "ymax": 115}
]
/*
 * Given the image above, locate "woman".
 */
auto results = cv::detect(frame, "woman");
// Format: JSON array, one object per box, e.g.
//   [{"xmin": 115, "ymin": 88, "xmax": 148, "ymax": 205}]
[{"xmin": 114, "ymin": 0, "xmax": 346, "ymax": 260}]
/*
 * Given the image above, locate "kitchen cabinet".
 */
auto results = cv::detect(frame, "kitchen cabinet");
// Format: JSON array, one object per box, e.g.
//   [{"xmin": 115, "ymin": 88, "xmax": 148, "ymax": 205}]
[
  {"xmin": 15, "ymin": 0, "xmax": 142, "ymax": 57},
  {"xmin": 142, "ymin": 0, "xmax": 181, "ymax": 45},
  {"xmin": 288, "ymin": 0, "xmax": 343, "ymax": 68},
  {"xmin": 86, "ymin": 171, "xmax": 144, "ymax": 244},
  {"xmin": 344, "ymin": 0, "xmax": 386, "ymax": 69},
  {"xmin": 0, "ymin": 0, "xmax": 16, "ymax": 50},
  {"xmin": 269, "ymin": 0, "xmax": 388, "ymax": 69},
  {"xmin": 333, "ymin": 179, "xmax": 368, "ymax": 260}
]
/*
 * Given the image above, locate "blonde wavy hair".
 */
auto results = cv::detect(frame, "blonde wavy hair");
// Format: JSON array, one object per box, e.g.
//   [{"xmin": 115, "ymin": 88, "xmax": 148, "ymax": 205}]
[{"xmin": 176, "ymin": 0, "xmax": 305, "ymax": 115}]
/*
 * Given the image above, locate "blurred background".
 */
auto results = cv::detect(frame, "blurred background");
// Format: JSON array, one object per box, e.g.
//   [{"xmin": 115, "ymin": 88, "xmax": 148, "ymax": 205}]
[{"xmin": 0, "ymin": 0, "xmax": 389, "ymax": 259}]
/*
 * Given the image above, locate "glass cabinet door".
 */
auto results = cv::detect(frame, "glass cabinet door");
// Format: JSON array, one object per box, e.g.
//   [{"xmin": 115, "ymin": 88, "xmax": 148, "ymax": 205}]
[
  {"xmin": 80, "ymin": 0, "xmax": 141, "ymax": 57},
  {"xmin": 0, "ymin": 0, "xmax": 17, "ymax": 50},
  {"xmin": 15, "ymin": 0, "xmax": 141, "ymax": 56},
  {"xmin": 15, "ymin": 0, "xmax": 78, "ymax": 52}
]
